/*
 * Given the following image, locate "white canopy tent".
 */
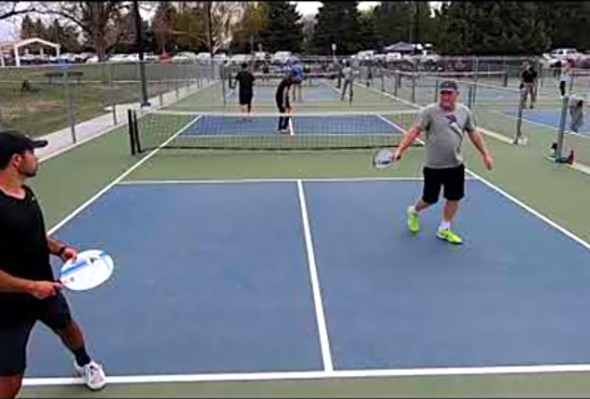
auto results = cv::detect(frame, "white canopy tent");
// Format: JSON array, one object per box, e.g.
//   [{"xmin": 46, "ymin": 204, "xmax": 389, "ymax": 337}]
[{"xmin": 0, "ymin": 38, "xmax": 61, "ymax": 67}]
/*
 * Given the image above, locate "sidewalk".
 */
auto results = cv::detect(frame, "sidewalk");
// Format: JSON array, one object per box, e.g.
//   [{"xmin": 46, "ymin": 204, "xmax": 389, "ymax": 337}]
[{"xmin": 37, "ymin": 79, "xmax": 217, "ymax": 162}]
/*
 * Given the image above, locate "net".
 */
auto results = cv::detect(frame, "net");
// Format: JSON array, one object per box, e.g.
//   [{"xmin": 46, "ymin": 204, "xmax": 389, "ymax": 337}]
[
  {"xmin": 129, "ymin": 109, "xmax": 421, "ymax": 153},
  {"xmin": 396, "ymin": 70, "xmax": 509, "ymax": 88},
  {"xmin": 228, "ymin": 72, "xmax": 340, "ymax": 88}
]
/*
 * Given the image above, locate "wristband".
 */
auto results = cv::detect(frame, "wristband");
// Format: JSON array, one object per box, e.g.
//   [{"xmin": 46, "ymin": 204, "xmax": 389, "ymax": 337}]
[{"xmin": 57, "ymin": 246, "xmax": 67, "ymax": 257}]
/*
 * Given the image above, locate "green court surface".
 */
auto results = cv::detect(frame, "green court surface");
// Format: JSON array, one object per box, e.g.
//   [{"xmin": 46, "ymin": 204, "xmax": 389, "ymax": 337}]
[{"xmin": 20, "ymin": 80, "xmax": 590, "ymax": 398}]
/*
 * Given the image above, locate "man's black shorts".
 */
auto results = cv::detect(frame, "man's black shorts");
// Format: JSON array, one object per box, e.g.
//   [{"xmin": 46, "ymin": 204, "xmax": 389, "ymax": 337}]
[
  {"xmin": 0, "ymin": 293, "xmax": 73, "ymax": 376},
  {"xmin": 239, "ymin": 91, "xmax": 253, "ymax": 106},
  {"xmin": 422, "ymin": 164, "xmax": 465, "ymax": 204}
]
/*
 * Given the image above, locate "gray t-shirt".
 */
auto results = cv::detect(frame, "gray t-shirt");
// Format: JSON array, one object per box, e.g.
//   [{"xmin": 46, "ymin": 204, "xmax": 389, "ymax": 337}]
[{"xmin": 416, "ymin": 103, "xmax": 477, "ymax": 169}]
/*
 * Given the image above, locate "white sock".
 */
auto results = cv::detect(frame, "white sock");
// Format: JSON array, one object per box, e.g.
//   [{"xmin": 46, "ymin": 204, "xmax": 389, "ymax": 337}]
[
  {"xmin": 408, "ymin": 205, "xmax": 418, "ymax": 214},
  {"xmin": 439, "ymin": 220, "xmax": 451, "ymax": 231}
]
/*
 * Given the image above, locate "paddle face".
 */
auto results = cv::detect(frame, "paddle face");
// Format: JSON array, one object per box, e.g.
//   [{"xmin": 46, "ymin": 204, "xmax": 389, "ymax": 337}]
[
  {"xmin": 59, "ymin": 250, "xmax": 114, "ymax": 291},
  {"xmin": 373, "ymin": 149, "xmax": 395, "ymax": 169}
]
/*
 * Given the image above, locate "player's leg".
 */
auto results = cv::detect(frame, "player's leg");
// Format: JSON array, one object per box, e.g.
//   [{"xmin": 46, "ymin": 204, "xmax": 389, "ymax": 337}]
[
  {"xmin": 437, "ymin": 164, "xmax": 465, "ymax": 244},
  {"xmin": 39, "ymin": 293, "xmax": 106, "ymax": 391},
  {"xmin": 560, "ymin": 80, "xmax": 566, "ymax": 97},
  {"xmin": 407, "ymin": 166, "xmax": 441, "ymax": 233},
  {"xmin": 0, "ymin": 320, "xmax": 34, "ymax": 399},
  {"xmin": 276, "ymin": 103, "xmax": 286, "ymax": 132}
]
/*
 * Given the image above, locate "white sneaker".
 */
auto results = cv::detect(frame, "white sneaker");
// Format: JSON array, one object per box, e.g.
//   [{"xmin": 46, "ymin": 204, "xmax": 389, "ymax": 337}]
[{"xmin": 74, "ymin": 360, "xmax": 107, "ymax": 391}]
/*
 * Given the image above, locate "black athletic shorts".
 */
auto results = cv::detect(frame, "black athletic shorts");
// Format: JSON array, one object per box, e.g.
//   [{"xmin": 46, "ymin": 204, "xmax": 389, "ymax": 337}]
[
  {"xmin": 239, "ymin": 91, "xmax": 253, "ymax": 106},
  {"xmin": 422, "ymin": 164, "xmax": 465, "ymax": 204},
  {"xmin": 0, "ymin": 293, "xmax": 72, "ymax": 376}
]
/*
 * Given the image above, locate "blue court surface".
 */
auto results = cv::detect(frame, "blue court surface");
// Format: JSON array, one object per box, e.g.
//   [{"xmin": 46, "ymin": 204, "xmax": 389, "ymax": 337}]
[
  {"xmin": 501, "ymin": 108, "xmax": 590, "ymax": 135},
  {"xmin": 180, "ymin": 114, "xmax": 402, "ymax": 136},
  {"xmin": 24, "ymin": 178, "xmax": 590, "ymax": 382}
]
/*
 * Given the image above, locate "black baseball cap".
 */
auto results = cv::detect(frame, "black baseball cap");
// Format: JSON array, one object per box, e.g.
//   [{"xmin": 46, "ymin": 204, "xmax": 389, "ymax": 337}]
[
  {"xmin": 439, "ymin": 80, "xmax": 459, "ymax": 93},
  {"xmin": 0, "ymin": 130, "xmax": 47, "ymax": 160}
]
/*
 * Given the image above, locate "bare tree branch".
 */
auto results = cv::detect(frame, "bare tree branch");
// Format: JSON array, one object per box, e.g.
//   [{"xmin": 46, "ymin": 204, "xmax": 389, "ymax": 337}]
[{"xmin": 0, "ymin": 1, "xmax": 37, "ymax": 21}]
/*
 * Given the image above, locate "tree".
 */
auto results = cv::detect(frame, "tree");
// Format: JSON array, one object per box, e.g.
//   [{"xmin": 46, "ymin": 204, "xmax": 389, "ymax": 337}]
[
  {"xmin": 45, "ymin": 19, "xmax": 82, "ymax": 53},
  {"xmin": 43, "ymin": 2, "xmax": 130, "ymax": 61},
  {"xmin": 301, "ymin": 14, "xmax": 316, "ymax": 54},
  {"xmin": 20, "ymin": 14, "xmax": 36, "ymax": 39},
  {"xmin": 358, "ymin": 8, "xmax": 378, "ymax": 51},
  {"xmin": 435, "ymin": 2, "xmax": 551, "ymax": 55},
  {"xmin": 230, "ymin": 2, "xmax": 268, "ymax": 53},
  {"xmin": 34, "ymin": 18, "xmax": 46, "ymax": 39},
  {"xmin": 312, "ymin": 2, "xmax": 363, "ymax": 55},
  {"xmin": 0, "ymin": 2, "xmax": 36, "ymax": 21},
  {"xmin": 373, "ymin": 2, "xmax": 413, "ymax": 48},
  {"xmin": 259, "ymin": 1, "xmax": 303, "ymax": 53},
  {"xmin": 152, "ymin": 1, "xmax": 177, "ymax": 53}
]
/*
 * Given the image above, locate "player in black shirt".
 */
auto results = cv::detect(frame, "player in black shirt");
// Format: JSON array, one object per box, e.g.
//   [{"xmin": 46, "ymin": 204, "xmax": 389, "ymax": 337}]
[
  {"xmin": 0, "ymin": 132, "xmax": 106, "ymax": 398},
  {"xmin": 275, "ymin": 72, "xmax": 298, "ymax": 133},
  {"xmin": 235, "ymin": 63, "xmax": 255, "ymax": 118},
  {"xmin": 520, "ymin": 62, "xmax": 538, "ymax": 109}
]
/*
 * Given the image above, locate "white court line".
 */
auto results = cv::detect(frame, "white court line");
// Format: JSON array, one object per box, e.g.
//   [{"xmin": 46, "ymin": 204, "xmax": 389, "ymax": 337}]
[
  {"xmin": 465, "ymin": 168, "xmax": 590, "ymax": 251},
  {"xmin": 47, "ymin": 116, "xmax": 201, "ymax": 234},
  {"xmin": 297, "ymin": 179, "xmax": 334, "ymax": 372},
  {"xmin": 23, "ymin": 363, "xmax": 590, "ymax": 386}
]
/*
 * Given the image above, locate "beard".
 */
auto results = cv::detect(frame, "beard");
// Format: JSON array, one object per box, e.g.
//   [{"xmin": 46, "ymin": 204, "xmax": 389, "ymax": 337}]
[{"xmin": 18, "ymin": 164, "xmax": 37, "ymax": 178}]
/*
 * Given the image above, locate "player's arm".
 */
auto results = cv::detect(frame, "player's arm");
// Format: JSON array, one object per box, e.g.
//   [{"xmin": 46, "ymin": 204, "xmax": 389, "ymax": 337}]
[
  {"xmin": 47, "ymin": 236, "xmax": 77, "ymax": 261},
  {"xmin": 0, "ymin": 268, "xmax": 61, "ymax": 298},
  {"xmin": 467, "ymin": 128, "xmax": 493, "ymax": 170},
  {"xmin": 393, "ymin": 125, "xmax": 423, "ymax": 160}
]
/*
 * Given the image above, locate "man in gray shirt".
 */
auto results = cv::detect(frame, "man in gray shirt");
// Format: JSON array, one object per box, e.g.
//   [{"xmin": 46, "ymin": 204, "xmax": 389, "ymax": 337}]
[{"xmin": 393, "ymin": 80, "xmax": 494, "ymax": 244}]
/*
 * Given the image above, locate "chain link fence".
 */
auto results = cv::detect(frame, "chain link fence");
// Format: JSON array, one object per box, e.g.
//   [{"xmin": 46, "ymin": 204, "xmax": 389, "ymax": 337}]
[{"xmin": 0, "ymin": 60, "xmax": 218, "ymax": 144}]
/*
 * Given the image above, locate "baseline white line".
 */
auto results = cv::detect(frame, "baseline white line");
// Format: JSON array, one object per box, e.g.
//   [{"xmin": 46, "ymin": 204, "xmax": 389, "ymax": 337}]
[
  {"xmin": 47, "ymin": 116, "xmax": 202, "ymax": 234},
  {"xmin": 466, "ymin": 168, "xmax": 590, "ymax": 251},
  {"xmin": 297, "ymin": 179, "xmax": 333, "ymax": 372},
  {"xmin": 23, "ymin": 363, "xmax": 590, "ymax": 386}
]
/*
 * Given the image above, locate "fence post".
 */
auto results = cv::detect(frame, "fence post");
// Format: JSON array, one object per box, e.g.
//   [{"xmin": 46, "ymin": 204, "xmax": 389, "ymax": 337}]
[
  {"xmin": 63, "ymin": 66, "xmax": 77, "ymax": 144},
  {"xmin": 555, "ymin": 95, "xmax": 569, "ymax": 160},
  {"xmin": 110, "ymin": 63, "xmax": 117, "ymax": 125}
]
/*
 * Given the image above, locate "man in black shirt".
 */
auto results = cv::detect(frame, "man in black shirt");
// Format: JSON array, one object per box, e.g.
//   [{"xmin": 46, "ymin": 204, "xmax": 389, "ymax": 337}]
[
  {"xmin": 520, "ymin": 61, "xmax": 538, "ymax": 109},
  {"xmin": 235, "ymin": 63, "xmax": 255, "ymax": 117},
  {"xmin": 0, "ymin": 131, "xmax": 106, "ymax": 398},
  {"xmin": 275, "ymin": 72, "xmax": 297, "ymax": 133}
]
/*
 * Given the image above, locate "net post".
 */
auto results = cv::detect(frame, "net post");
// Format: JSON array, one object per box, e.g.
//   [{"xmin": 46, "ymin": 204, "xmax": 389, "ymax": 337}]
[
  {"xmin": 467, "ymin": 83, "xmax": 474, "ymax": 108},
  {"xmin": 133, "ymin": 110, "xmax": 142, "ymax": 154},
  {"xmin": 434, "ymin": 80, "xmax": 439, "ymax": 102},
  {"xmin": 220, "ymin": 62, "xmax": 227, "ymax": 105},
  {"xmin": 380, "ymin": 68, "xmax": 385, "ymax": 92},
  {"xmin": 411, "ymin": 73, "xmax": 416, "ymax": 103},
  {"xmin": 569, "ymin": 72, "xmax": 575, "ymax": 94},
  {"xmin": 503, "ymin": 70, "xmax": 509, "ymax": 87},
  {"xmin": 394, "ymin": 71, "xmax": 399, "ymax": 97},
  {"xmin": 514, "ymin": 93, "xmax": 525, "ymax": 144},
  {"xmin": 127, "ymin": 109, "xmax": 136, "ymax": 155},
  {"xmin": 555, "ymin": 95, "xmax": 569, "ymax": 160}
]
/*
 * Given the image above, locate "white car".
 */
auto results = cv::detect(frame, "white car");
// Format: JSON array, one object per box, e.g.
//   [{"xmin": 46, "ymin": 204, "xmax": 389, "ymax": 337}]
[
  {"xmin": 271, "ymin": 51, "xmax": 292, "ymax": 66},
  {"xmin": 172, "ymin": 51, "xmax": 198, "ymax": 63},
  {"xmin": 85, "ymin": 55, "xmax": 99, "ymax": 63},
  {"xmin": 385, "ymin": 52, "xmax": 402, "ymax": 63},
  {"xmin": 196, "ymin": 52, "xmax": 211, "ymax": 63},
  {"xmin": 108, "ymin": 54, "xmax": 129, "ymax": 63},
  {"xmin": 357, "ymin": 50, "xmax": 375, "ymax": 62}
]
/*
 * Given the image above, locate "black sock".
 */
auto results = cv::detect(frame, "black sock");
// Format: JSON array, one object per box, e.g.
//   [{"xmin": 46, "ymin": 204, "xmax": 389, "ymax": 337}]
[{"xmin": 73, "ymin": 346, "xmax": 91, "ymax": 367}]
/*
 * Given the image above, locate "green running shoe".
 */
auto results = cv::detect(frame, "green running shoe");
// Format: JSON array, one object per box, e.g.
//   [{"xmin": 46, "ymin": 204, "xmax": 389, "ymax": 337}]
[
  {"xmin": 406, "ymin": 206, "xmax": 420, "ymax": 234},
  {"xmin": 436, "ymin": 228, "xmax": 463, "ymax": 245}
]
